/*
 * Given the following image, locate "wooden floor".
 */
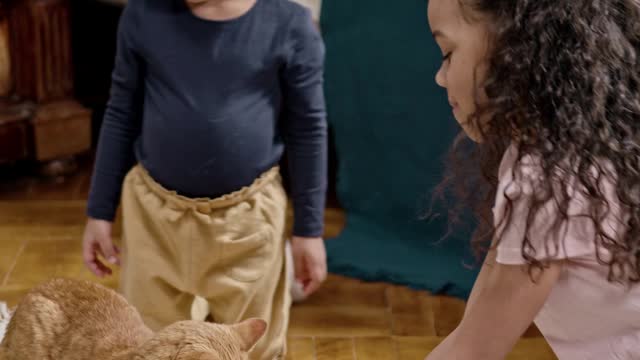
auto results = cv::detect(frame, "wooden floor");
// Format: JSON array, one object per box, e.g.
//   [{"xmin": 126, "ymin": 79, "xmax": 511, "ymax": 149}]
[{"xmin": 0, "ymin": 159, "xmax": 557, "ymax": 359}]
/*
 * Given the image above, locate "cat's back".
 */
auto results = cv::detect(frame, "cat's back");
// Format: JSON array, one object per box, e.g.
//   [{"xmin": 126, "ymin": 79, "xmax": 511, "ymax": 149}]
[
  {"xmin": 18, "ymin": 278, "xmax": 135, "ymax": 329},
  {"xmin": 33, "ymin": 278, "xmax": 126, "ymax": 314},
  {"xmin": 1, "ymin": 278, "xmax": 151, "ymax": 360}
]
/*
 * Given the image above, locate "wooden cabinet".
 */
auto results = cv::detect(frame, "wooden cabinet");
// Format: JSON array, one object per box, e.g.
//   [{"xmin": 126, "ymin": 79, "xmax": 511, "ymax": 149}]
[
  {"xmin": 0, "ymin": 101, "xmax": 32, "ymax": 164},
  {"xmin": 0, "ymin": 4, "xmax": 10, "ymax": 97},
  {"xmin": 0, "ymin": 0, "xmax": 91, "ymax": 176},
  {"xmin": 9, "ymin": 0, "xmax": 74, "ymax": 102}
]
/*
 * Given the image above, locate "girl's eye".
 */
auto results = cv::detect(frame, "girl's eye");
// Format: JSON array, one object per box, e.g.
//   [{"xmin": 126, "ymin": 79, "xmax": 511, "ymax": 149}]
[{"xmin": 442, "ymin": 52, "xmax": 452, "ymax": 63}]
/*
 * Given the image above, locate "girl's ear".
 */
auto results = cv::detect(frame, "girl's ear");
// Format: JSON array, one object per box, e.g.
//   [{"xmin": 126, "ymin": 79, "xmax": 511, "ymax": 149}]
[{"xmin": 230, "ymin": 318, "xmax": 267, "ymax": 351}]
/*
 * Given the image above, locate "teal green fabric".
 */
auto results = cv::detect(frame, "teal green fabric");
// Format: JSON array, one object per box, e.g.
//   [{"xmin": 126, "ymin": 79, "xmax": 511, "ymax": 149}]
[{"xmin": 321, "ymin": 0, "xmax": 479, "ymax": 299}]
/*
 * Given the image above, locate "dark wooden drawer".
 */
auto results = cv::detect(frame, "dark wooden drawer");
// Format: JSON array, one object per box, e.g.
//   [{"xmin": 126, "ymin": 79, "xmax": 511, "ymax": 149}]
[{"xmin": 31, "ymin": 100, "xmax": 92, "ymax": 161}]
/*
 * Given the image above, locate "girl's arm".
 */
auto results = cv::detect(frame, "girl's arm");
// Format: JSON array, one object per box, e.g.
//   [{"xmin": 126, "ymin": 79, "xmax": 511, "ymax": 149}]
[
  {"xmin": 424, "ymin": 248, "xmax": 500, "ymax": 359},
  {"xmin": 426, "ymin": 250, "xmax": 563, "ymax": 360}
]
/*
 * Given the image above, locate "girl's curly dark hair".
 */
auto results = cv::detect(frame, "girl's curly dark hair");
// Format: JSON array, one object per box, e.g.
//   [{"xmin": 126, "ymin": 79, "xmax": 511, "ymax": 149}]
[{"xmin": 433, "ymin": 0, "xmax": 640, "ymax": 284}]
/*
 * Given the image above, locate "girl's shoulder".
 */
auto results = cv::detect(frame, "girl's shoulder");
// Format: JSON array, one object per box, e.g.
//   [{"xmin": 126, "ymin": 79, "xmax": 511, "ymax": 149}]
[{"xmin": 497, "ymin": 143, "xmax": 618, "ymax": 202}]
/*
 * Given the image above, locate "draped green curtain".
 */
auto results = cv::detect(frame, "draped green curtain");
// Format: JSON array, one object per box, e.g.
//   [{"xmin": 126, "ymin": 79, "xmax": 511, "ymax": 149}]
[{"xmin": 321, "ymin": 0, "xmax": 478, "ymax": 299}]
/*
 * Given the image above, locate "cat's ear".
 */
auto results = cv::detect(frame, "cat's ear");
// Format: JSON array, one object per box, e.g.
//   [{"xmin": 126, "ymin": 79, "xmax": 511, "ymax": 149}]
[{"xmin": 230, "ymin": 318, "xmax": 267, "ymax": 351}]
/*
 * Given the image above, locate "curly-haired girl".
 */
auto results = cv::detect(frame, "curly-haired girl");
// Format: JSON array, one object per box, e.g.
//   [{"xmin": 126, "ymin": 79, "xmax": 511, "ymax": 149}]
[{"xmin": 426, "ymin": 0, "xmax": 640, "ymax": 359}]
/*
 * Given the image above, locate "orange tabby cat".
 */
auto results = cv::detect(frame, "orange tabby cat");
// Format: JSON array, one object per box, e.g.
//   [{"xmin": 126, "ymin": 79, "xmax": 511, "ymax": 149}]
[{"xmin": 0, "ymin": 278, "xmax": 266, "ymax": 360}]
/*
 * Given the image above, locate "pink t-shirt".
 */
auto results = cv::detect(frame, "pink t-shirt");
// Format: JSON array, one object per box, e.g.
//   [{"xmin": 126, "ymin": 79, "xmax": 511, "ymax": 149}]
[{"xmin": 493, "ymin": 145, "xmax": 640, "ymax": 360}]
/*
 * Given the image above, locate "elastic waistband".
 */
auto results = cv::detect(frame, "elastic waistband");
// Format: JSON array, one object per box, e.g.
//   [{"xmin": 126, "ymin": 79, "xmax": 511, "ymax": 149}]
[{"xmin": 131, "ymin": 165, "xmax": 281, "ymax": 213}]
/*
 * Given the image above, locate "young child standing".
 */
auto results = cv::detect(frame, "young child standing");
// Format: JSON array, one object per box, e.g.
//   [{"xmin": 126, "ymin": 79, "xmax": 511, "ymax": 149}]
[
  {"xmin": 426, "ymin": 0, "xmax": 640, "ymax": 359},
  {"xmin": 81, "ymin": 0, "xmax": 328, "ymax": 359}
]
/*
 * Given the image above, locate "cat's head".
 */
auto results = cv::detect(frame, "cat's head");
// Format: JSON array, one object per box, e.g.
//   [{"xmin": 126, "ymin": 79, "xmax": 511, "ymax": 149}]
[{"xmin": 133, "ymin": 318, "xmax": 267, "ymax": 359}]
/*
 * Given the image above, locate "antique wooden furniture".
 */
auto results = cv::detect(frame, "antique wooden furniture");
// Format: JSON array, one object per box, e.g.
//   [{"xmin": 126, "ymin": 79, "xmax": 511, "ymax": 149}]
[
  {"xmin": 0, "ymin": 4, "xmax": 10, "ymax": 97},
  {"xmin": 9, "ymin": 0, "xmax": 74, "ymax": 102},
  {"xmin": 0, "ymin": 0, "xmax": 91, "ymax": 177},
  {"xmin": 0, "ymin": 100, "xmax": 32, "ymax": 163}
]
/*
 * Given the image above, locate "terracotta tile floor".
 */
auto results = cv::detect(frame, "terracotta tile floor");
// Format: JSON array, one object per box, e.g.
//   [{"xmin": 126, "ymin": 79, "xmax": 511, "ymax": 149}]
[{"xmin": 0, "ymin": 162, "xmax": 557, "ymax": 359}]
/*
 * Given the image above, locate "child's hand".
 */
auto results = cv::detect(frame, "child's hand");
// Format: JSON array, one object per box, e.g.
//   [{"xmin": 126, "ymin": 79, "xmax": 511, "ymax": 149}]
[
  {"xmin": 291, "ymin": 236, "xmax": 327, "ymax": 297},
  {"xmin": 82, "ymin": 218, "xmax": 120, "ymax": 277}
]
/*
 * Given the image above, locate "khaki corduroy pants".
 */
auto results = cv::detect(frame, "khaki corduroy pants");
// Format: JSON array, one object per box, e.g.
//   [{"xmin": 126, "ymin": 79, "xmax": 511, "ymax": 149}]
[{"xmin": 118, "ymin": 165, "xmax": 290, "ymax": 359}]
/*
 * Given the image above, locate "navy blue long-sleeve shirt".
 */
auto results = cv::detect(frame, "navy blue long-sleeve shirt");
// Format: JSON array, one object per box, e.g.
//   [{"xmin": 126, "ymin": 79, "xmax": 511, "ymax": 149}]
[{"xmin": 87, "ymin": 0, "xmax": 327, "ymax": 237}]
